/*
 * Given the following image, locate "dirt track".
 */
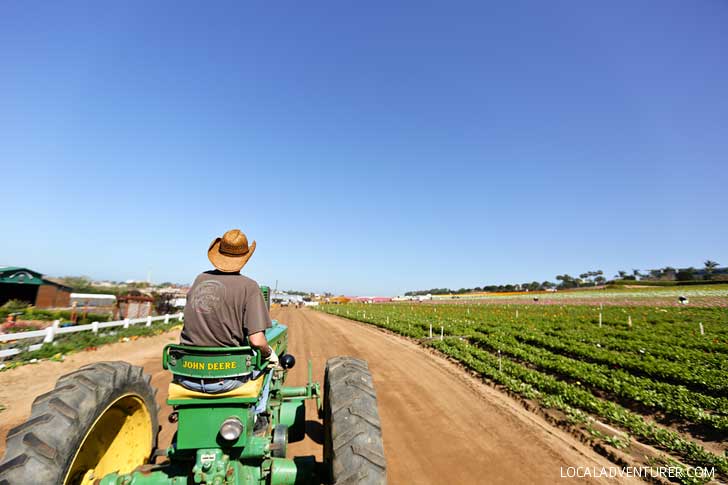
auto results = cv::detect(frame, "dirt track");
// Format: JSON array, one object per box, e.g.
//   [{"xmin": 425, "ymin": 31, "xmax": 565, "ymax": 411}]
[{"xmin": 0, "ymin": 308, "xmax": 638, "ymax": 484}]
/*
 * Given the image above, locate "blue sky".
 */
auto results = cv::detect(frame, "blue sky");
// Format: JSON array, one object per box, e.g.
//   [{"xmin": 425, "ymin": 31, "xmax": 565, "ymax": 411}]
[{"xmin": 1, "ymin": 1, "xmax": 726, "ymax": 295}]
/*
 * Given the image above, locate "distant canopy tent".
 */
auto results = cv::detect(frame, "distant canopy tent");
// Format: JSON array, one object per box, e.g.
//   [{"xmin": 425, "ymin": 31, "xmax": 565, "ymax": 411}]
[
  {"xmin": 0, "ymin": 267, "xmax": 72, "ymax": 308},
  {"xmin": 70, "ymin": 293, "xmax": 117, "ymax": 307}
]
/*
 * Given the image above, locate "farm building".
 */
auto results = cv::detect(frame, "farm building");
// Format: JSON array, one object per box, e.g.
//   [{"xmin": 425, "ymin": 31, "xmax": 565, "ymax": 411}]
[{"xmin": 0, "ymin": 267, "xmax": 72, "ymax": 308}]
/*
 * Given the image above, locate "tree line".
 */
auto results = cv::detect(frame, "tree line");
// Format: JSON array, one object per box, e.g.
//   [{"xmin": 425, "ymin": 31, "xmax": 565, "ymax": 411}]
[{"xmin": 404, "ymin": 260, "xmax": 723, "ymax": 296}]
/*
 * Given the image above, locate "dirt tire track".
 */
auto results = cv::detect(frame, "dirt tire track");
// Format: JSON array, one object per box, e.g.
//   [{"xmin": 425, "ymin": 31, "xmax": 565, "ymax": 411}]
[{"xmin": 0, "ymin": 308, "xmax": 639, "ymax": 484}]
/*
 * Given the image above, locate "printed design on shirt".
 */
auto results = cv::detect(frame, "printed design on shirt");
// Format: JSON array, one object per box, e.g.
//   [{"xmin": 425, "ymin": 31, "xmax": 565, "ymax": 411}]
[{"xmin": 191, "ymin": 280, "xmax": 226, "ymax": 314}]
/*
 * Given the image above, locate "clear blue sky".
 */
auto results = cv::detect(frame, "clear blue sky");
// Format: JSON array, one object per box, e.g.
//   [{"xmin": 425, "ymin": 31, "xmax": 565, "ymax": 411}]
[{"xmin": 1, "ymin": 2, "xmax": 726, "ymax": 295}]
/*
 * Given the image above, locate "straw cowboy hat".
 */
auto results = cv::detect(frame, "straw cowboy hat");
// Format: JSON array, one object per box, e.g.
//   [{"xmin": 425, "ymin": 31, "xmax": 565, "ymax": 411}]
[{"xmin": 208, "ymin": 229, "xmax": 256, "ymax": 272}]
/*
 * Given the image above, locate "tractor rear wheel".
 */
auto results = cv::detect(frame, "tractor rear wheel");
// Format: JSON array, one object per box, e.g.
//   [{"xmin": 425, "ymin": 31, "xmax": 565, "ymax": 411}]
[
  {"xmin": 323, "ymin": 356, "xmax": 386, "ymax": 485},
  {"xmin": 0, "ymin": 361, "xmax": 159, "ymax": 485}
]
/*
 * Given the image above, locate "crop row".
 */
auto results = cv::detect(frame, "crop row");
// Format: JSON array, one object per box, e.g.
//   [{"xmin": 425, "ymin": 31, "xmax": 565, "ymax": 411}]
[
  {"xmin": 448, "ymin": 316, "xmax": 728, "ymax": 371},
  {"xmin": 505, "ymin": 329, "xmax": 728, "ymax": 396},
  {"xmin": 468, "ymin": 331, "xmax": 728, "ymax": 431},
  {"xmin": 432, "ymin": 338, "xmax": 728, "ymax": 480},
  {"xmin": 538, "ymin": 328, "xmax": 728, "ymax": 369},
  {"xmin": 318, "ymin": 303, "xmax": 728, "ymax": 480},
  {"xmin": 335, "ymin": 304, "xmax": 728, "ymax": 428},
  {"xmin": 451, "ymin": 310, "xmax": 728, "ymax": 354},
  {"xmin": 340, "ymin": 304, "xmax": 728, "ymax": 394},
  {"xmin": 342, "ymin": 303, "xmax": 728, "ymax": 348}
]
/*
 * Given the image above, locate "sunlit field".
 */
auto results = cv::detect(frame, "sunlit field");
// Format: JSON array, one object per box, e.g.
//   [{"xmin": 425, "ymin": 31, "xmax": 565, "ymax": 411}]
[{"xmin": 320, "ymin": 302, "xmax": 728, "ymax": 482}]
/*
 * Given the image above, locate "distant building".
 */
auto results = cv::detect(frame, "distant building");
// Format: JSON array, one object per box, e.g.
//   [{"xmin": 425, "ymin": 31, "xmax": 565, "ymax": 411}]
[
  {"xmin": 116, "ymin": 292, "xmax": 154, "ymax": 319},
  {"xmin": 70, "ymin": 293, "xmax": 117, "ymax": 307},
  {"xmin": 271, "ymin": 291, "xmax": 304, "ymax": 306},
  {"xmin": 349, "ymin": 296, "xmax": 392, "ymax": 303},
  {"xmin": 0, "ymin": 267, "xmax": 72, "ymax": 308}
]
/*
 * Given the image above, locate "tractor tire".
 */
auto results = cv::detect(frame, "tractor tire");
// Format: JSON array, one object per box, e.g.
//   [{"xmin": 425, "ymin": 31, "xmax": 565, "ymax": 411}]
[
  {"xmin": 0, "ymin": 361, "xmax": 159, "ymax": 485},
  {"xmin": 323, "ymin": 357, "xmax": 386, "ymax": 485}
]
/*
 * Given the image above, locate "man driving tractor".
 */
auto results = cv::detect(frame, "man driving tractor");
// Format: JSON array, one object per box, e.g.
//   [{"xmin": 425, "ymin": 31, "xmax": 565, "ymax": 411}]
[{"xmin": 178, "ymin": 228, "xmax": 279, "ymax": 433}]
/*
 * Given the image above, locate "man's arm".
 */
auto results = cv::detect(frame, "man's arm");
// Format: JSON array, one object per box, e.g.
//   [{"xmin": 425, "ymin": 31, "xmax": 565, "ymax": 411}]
[
  {"xmin": 244, "ymin": 286, "xmax": 278, "ymax": 366},
  {"xmin": 249, "ymin": 331, "xmax": 280, "ymax": 367},
  {"xmin": 248, "ymin": 331, "xmax": 272, "ymax": 357},
  {"xmin": 244, "ymin": 284, "xmax": 273, "ymax": 351}
]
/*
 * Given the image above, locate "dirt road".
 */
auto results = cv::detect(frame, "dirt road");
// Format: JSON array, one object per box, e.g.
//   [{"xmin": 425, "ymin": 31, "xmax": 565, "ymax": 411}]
[{"xmin": 0, "ymin": 308, "xmax": 637, "ymax": 484}]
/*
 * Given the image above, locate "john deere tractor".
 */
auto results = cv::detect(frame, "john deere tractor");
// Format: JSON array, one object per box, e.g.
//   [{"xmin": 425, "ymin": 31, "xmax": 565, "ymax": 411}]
[{"xmin": 0, "ymin": 291, "xmax": 386, "ymax": 484}]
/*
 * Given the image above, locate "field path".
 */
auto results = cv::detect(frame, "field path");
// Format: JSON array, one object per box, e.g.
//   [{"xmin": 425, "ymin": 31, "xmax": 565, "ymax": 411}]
[{"xmin": 0, "ymin": 308, "xmax": 638, "ymax": 484}]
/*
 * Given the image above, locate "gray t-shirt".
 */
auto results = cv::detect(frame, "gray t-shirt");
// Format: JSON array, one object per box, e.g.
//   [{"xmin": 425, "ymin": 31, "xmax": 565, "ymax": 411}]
[{"xmin": 180, "ymin": 271, "xmax": 272, "ymax": 347}]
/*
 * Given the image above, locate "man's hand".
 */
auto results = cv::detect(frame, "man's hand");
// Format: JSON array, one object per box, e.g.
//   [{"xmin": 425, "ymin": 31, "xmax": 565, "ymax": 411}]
[
  {"xmin": 249, "ymin": 332, "xmax": 281, "ymax": 369},
  {"xmin": 267, "ymin": 347, "xmax": 281, "ymax": 369}
]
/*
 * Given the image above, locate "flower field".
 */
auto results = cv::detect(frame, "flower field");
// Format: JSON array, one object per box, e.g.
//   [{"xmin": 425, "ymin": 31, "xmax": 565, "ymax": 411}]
[
  {"xmin": 431, "ymin": 285, "xmax": 728, "ymax": 307},
  {"xmin": 319, "ymin": 303, "xmax": 728, "ymax": 482}
]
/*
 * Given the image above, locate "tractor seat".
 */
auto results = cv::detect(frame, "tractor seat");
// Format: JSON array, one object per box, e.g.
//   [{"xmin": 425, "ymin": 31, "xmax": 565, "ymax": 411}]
[
  {"xmin": 167, "ymin": 374, "xmax": 265, "ymax": 400},
  {"xmin": 163, "ymin": 344, "xmax": 267, "ymax": 402}
]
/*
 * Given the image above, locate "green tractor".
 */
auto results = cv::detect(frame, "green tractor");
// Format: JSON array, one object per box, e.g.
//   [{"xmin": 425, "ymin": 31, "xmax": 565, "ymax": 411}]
[{"xmin": 0, "ymin": 289, "xmax": 386, "ymax": 485}]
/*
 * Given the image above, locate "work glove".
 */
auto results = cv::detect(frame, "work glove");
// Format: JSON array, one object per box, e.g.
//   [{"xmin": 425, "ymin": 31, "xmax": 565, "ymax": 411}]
[{"xmin": 267, "ymin": 347, "xmax": 281, "ymax": 369}]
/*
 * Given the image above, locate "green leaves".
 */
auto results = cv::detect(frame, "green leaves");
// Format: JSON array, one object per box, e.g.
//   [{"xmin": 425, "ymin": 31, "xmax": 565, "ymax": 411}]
[{"xmin": 320, "ymin": 302, "xmax": 728, "ymax": 482}]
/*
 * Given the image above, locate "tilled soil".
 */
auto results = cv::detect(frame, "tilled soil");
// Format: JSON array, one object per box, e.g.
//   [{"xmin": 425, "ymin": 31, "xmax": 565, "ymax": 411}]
[{"xmin": 0, "ymin": 308, "xmax": 640, "ymax": 484}]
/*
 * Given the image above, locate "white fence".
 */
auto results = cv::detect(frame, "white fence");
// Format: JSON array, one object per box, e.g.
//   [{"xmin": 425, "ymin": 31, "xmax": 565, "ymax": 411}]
[{"xmin": 0, "ymin": 312, "xmax": 184, "ymax": 359}]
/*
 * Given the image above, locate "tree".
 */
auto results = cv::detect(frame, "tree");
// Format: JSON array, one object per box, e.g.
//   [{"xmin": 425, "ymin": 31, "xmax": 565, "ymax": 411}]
[
  {"xmin": 58, "ymin": 276, "xmax": 93, "ymax": 291},
  {"xmin": 555, "ymin": 274, "xmax": 577, "ymax": 289},
  {"xmin": 616, "ymin": 270, "xmax": 627, "ymax": 279},
  {"xmin": 632, "ymin": 269, "xmax": 642, "ymax": 279},
  {"xmin": 661, "ymin": 267, "xmax": 677, "ymax": 281},
  {"xmin": 676, "ymin": 267, "xmax": 695, "ymax": 281},
  {"xmin": 704, "ymin": 260, "xmax": 720, "ymax": 280},
  {"xmin": 57, "ymin": 276, "xmax": 123, "ymax": 295}
]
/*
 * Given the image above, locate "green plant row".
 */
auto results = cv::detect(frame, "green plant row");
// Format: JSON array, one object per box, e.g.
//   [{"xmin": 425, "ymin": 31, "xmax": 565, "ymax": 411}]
[
  {"xmin": 450, "ymin": 315, "xmax": 728, "ymax": 372},
  {"xmin": 474, "ymin": 322, "xmax": 728, "ymax": 402},
  {"xmin": 331, "ymin": 302, "xmax": 728, "ymax": 343},
  {"xmin": 507, "ymin": 329, "xmax": 728, "ymax": 396},
  {"xmin": 331, "ymin": 303, "xmax": 728, "ymax": 373},
  {"xmin": 454, "ymin": 310, "xmax": 728, "ymax": 354},
  {"xmin": 318, "ymin": 303, "xmax": 728, "ymax": 480},
  {"xmin": 540, "ymin": 327, "xmax": 728, "ymax": 369},
  {"xmin": 469, "ymin": 331, "xmax": 728, "ymax": 431},
  {"xmin": 432, "ymin": 338, "xmax": 728, "ymax": 478},
  {"xmin": 543, "ymin": 322, "xmax": 728, "ymax": 355}
]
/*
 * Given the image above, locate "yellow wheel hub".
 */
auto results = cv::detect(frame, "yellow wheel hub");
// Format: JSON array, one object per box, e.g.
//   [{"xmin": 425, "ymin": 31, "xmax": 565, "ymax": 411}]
[{"xmin": 64, "ymin": 394, "xmax": 153, "ymax": 485}]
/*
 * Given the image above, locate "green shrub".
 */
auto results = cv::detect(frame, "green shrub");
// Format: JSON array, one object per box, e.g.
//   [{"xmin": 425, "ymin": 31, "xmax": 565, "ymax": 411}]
[
  {"xmin": 0, "ymin": 307, "xmax": 113, "ymax": 323},
  {"xmin": 0, "ymin": 300, "xmax": 32, "ymax": 311}
]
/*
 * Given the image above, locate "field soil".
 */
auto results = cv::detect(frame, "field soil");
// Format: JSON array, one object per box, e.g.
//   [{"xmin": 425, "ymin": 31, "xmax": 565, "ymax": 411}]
[{"xmin": 0, "ymin": 308, "xmax": 639, "ymax": 484}]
